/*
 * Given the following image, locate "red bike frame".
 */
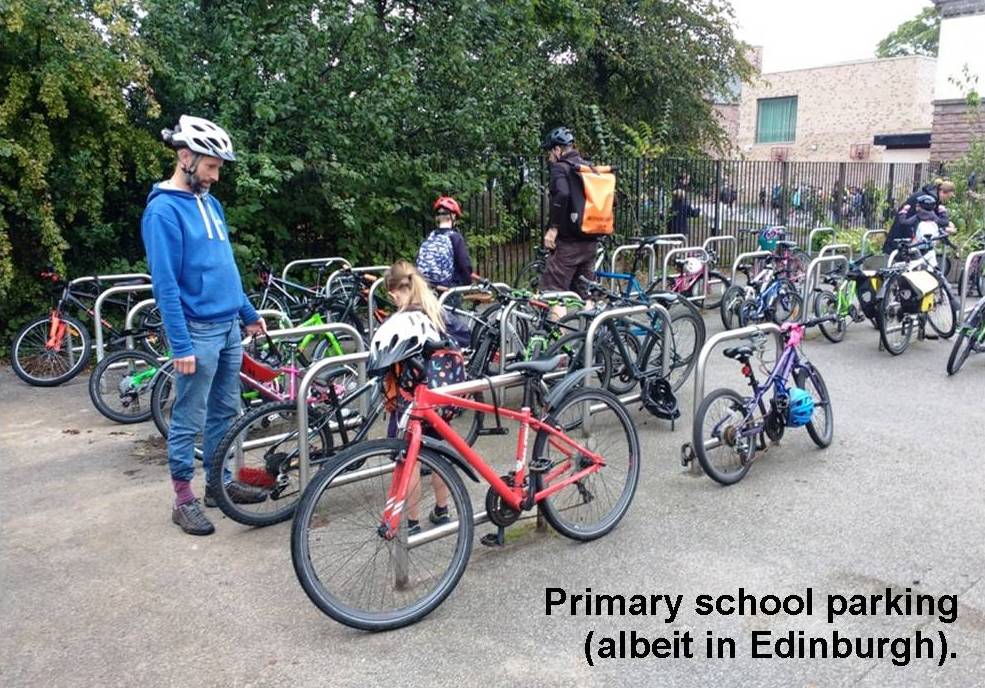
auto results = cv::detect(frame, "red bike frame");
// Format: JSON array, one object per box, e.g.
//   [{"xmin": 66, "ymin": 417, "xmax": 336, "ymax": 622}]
[{"xmin": 377, "ymin": 383, "xmax": 607, "ymax": 538}]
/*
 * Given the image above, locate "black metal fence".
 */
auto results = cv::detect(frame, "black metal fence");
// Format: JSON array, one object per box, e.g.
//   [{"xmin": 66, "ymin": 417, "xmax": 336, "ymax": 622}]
[{"xmin": 461, "ymin": 158, "xmax": 944, "ymax": 283}]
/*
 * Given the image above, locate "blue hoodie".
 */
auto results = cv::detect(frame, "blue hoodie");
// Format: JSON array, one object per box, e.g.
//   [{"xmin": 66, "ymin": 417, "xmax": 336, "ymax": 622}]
[{"xmin": 140, "ymin": 183, "xmax": 258, "ymax": 357}]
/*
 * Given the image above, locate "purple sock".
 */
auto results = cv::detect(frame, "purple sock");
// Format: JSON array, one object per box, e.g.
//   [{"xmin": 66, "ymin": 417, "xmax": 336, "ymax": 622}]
[{"xmin": 172, "ymin": 479, "xmax": 195, "ymax": 506}]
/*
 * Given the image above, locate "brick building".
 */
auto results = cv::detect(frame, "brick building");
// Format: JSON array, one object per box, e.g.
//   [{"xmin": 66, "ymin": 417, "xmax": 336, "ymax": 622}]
[
  {"xmin": 734, "ymin": 55, "xmax": 936, "ymax": 163},
  {"xmin": 930, "ymin": 0, "xmax": 985, "ymax": 162}
]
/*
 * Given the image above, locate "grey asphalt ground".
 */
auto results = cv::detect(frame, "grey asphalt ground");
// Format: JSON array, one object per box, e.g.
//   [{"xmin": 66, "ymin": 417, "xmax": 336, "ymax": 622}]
[{"xmin": 1, "ymin": 311, "xmax": 983, "ymax": 688}]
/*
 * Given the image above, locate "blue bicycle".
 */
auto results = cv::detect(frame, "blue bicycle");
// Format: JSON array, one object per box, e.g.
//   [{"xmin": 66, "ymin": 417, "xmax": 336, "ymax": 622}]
[
  {"xmin": 720, "ymin": 255, "xmax": 802, "ymax": 330},
  {"xmin": 590, "ymin": 237, "xmax": 706, "ymax": 392}
]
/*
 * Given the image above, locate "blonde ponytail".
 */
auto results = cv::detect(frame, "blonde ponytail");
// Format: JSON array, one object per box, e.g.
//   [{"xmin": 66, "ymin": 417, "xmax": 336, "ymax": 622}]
[{"xmin": 385, "ymin": 260, "xmax": 446, "ymax": 332}]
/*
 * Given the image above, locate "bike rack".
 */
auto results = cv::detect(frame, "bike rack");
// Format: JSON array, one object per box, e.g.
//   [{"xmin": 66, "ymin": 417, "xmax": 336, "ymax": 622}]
[
  {"xmin": 281, "ymin": 257, "xmax": 350, "ymax": 288},
  {"xmin": 365, "ymin": 277, "xmax": 387, "ymax": 341},
  {"xmin": 93, "ymin": 284, "xmax": 155, "ymax": 362},
  {"xmin": 582, "ymin": 302, "xmax": 673, "ymax": 429},
  {"xmin": 799, "ymin": 254, "xmax": 850, "ymax": 323},
  {"xmin": 960, "ymin": 250, "xmax": 985, "ymax": 315},
  {"xmin": 703, "ymin": 236, "xmax": 738, "ymax": 281},
  {"xmin": 255, "ymin": 308, "xmax": 293, "ymax": 330},
  {"xmin": 68, "ymin": 273, "xmax": 151, "ymax": 291},
  {"xmin": 324, "ymin": 265, "xmax": 390, "ymax": 295},
  {"xmin": 609, "ymin": 243, "xmax": 657, "ymax": 289},
  {"xmin": 818, "ymin": 243, "xmax": 853, "ymax": 261},
  {"xmin": 680, "ymin": 323, "xmax": 784, "ymax": 475},
  {"xmin": 807, "ymin": 227, "xmax": 836, "ymax": 256},
  {"xmin": 436, "ymin": 282, "xmax": 508, "ymax": 307},
  {"xmin": 731, "ymin": 250, "xmax": 773, "ymax": 285},
  {"xmin": 662, "ymin": 246, "xmax": 712, "ymax": 306},
  {"xmin": 123, "ymin": 298, "xmax": 158, "ymax": 352},
  {"xmin": 861, "ymin": 229, "xmax": 887, "ymax": 257},
  {"xmin": 496, "ymin": 291, "xmax": 573, "ymax": 374}
]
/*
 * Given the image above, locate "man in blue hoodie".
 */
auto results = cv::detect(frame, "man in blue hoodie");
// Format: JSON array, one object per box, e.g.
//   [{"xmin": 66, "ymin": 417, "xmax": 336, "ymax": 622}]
[{"xmin": 142, "ymin": 115, "xmax": 266, "ymax": 535}]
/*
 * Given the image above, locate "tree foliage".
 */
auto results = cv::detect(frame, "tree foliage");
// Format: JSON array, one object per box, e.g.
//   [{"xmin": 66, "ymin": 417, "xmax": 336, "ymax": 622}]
[
  {"xmin": 0, "ymin": 0, "xmax": 749, "ymax": 351},
  {"xmin": 876, "ymin": 6, "xmax": 940, "ymax": 58}
]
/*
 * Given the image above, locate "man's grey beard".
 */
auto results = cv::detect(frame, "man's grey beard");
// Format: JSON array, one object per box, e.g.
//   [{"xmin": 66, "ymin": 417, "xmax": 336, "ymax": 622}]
[{"xmin": 183, "ymin": 169, "xmax": 209, "ymax": 195}]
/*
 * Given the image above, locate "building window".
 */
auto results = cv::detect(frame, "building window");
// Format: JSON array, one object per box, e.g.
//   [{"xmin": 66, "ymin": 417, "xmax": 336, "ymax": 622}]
[{"xmin": 756, "ymin": 96, "xmax": 798, "ymax": 144}]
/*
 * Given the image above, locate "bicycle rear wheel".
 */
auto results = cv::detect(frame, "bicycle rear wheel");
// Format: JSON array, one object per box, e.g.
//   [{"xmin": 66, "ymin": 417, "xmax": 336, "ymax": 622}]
[
  {"xmin": 11, "ymin": 314, "xmax": 91, "ymax": 386},
  {"xmin": 150, "ymin": 361, "xmax": 177, "ymax": 438},
  {"xmin": 720, "ymin": 285, "xmax": 746, "ymax": 330},
  {"xmin": 532, "ymin": 388, "xmax": 640, "ymax": 540},
  {"xmin": 877, "ymin": 274, "xmax": 912, "ymax": 356},
  {"xmin": 546, "ymin": 331, "xmax": 612, "ymax": 389},
  {"xmin": 947, "ymin": 306, "xmax": 984, "ymax": 375},
  {"xmin": 688, "ymin": 270, "xmax": 730, "ymax": 310},
  {"xmin": 693, "ymin": 388, "xmax": 756, "ymax": 485},
  {"xmin": 209, "ymin": 400, "xmax": 333, "ymax": 526},
  {"xmin": 291, "ymin": 439, "xmax": 472, "ymax": 631},
  {"xmin": 89, "ymin": 349, "xmax": 159, "ymax": 423},
  {"xmin": 926, "ymin": 279, "xmax": 957, "ymax": 339}
]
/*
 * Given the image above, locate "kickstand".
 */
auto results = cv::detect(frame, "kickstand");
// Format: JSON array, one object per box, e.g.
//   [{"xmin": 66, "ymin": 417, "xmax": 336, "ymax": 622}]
[{"xmin": 480, "ymin": 527, "xmax": 506, "ymax": 547}]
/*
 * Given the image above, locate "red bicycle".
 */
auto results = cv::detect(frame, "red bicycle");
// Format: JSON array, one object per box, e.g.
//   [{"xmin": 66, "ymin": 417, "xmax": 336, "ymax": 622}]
[{"xmin": 291, "ymin": 353, "xmax": 640, "ymax": 631}]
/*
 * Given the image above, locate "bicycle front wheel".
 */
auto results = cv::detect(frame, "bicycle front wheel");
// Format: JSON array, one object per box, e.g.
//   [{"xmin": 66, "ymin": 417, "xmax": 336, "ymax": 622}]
[
  {"xmin": 795, "ymin": 364, "xmax": 833, "ymax": 448},
  {"xmin": 720, "ymin": 285, "xmax": 746, "ymax": 330},
  {"xmin": 813, "ymin": 291, "xmax": 845, "ymax": 343},
  {"xmin": 291, "ymin": 439, "xmax": 473, "ymax": 631},
  {"xmin": 693, "ymin": 388, "xmax": 756, "ymax": 485},
  {"xmin": 150, "ymin": 361, "xmax": 177, "ymax": 438},
  {"xmin": 11, "ymin": 314, "xmax": 91, "ymax": 386},
  {"xmin": 88, "ymin": 349, "xmax": 159, "ymax": 423},
  {"xmin": 532, "ymin": 387, "xmax": 640, "ymax": 540},
  {"xmin": 689, "ymin": 270, "xmax": 730, "ymax": 310}
]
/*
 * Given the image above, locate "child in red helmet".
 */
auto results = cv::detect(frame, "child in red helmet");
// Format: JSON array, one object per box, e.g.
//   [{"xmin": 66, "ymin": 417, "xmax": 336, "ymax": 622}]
[{"xmin": 417, "ymin": 196, "xmax": 473, "ymax": 347}]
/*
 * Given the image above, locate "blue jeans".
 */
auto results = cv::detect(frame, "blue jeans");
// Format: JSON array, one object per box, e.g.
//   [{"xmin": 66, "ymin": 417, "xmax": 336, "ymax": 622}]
[{"xmin": 167, "ymin": 319, "xmax": 242, "ymax": 482}]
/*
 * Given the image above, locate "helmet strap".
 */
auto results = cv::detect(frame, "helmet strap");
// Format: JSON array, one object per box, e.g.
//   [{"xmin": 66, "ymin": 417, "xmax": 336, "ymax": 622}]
[{"xmin": 180, "ymin": 153, "xmax": 208, "ymax": 195}]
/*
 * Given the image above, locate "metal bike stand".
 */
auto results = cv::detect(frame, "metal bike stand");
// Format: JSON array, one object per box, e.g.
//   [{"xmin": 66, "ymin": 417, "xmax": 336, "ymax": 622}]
[
  {"xmin": 436, "ymin": 283, "xmax": 507, "ymax": 308},
  {"xmin": 610, "ymin": 243, "xmax": 657, "ymax": 289},
  {"xmin": 680, "ymin": 323, "xmax": 784, "ymax": 475},
  {"xmin": 93, "ymin": 284, "xmax": 155, "ymax": 362},
  {"xmin": 799, "ymin": 254, "xmax": 849, "ymax": 323},
  {"xmin": 324, "ymin": 265, "xmax": 391, "ymax": 295},
  {"xmin": 662, "ymin": 246, "xmax": 711, "ymax": 306},
  {"xmin": 255, "ymin": 308, "xmax": 293, "ymax": 330},
  {"xmin": 960, "ymin": 250, "xmax": 985, "ymax": 315},
  {"xmin": 818, "ymin": 243, "xmax": 853, "ymax": 261},
  {"xmin": 861, "ymin": 229, "xmax": 887, "ymax": 257},
  {"xmin": 366, "ymin": 277, "xmax": 387, "ymax": 341},
  {"xmin": 494, "ymin": 289, "xmax": 583, "ymax": 374},
  {"xmin": 702, "ymin": 236, "xmax": 738, "ymax": 281},
  {"xmin": 281, "ymin": 257, "xmax": 350, "ymax": 287},
  {"xmin": 123, "ymin": 298, "xmax": 158, "ymax": 352},
  {"xmin": 582, "ymin": 303, "xmax": 672, "ymax": 430},
  {"xmin": 807, "ymin": 227, "xmax": 836, "ymax": 256},
  {"xmin": 731, "ymin": 250, "xmax": 773, "ymax": 285},
  {"xmin": 68, "ymin": 273, "xmax": 151, "ymax": 291}
]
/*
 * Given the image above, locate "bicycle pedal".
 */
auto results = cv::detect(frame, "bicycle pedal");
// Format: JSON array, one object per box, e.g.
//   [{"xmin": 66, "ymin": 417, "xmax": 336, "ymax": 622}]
[
  {"xmin": 679, "ymin": 443, "xmax": 695, "ymax": 466},
  {"xmin": 480, "ymin": 527, "xmax": 506, "ymax": 547},
  {"xmin": 478, "ymin": 427, "xmax": 510, "ymax": 437},
  {"xmin": 528, "ymin": 456, "xmax": 552, "ymax": 473}
]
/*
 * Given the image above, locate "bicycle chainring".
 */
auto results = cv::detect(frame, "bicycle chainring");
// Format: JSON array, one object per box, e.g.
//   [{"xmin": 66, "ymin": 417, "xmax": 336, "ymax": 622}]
[{"xmin": 485, "ymin": 474, "xmax": 522, "ymax": 528}]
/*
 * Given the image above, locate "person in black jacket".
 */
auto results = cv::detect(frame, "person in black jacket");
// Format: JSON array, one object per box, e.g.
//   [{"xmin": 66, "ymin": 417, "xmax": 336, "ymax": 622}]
[
  {"xmin": 539, "ymin": 126, "xmax": 596, "ymax": 302},
  {"xmin": 667, "ymin": 173, "xmax": 700, "ymax": 234},
  {"xmin": 884, "ymin": 180, "xmax": 955, "ymax": 254}
]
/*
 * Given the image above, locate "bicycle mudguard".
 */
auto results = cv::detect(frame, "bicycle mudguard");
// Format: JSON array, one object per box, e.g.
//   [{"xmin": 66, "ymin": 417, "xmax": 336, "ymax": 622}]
[
  {"xmin": 542, "ymin": 367, "xmax": 600, "ymax": 411},
  {"xmin": 420, "ymin": 437, "xmax": 481, "ymax": 483}
]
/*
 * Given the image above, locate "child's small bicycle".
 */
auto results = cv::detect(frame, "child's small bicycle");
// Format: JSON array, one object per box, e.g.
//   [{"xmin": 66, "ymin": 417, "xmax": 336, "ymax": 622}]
[{"xmin": 686, "ymin": 317, "xmax": 834, "ymax": 485}]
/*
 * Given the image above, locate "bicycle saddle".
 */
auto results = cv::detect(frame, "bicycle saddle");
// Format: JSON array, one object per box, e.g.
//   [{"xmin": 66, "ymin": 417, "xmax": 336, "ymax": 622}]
[
  {"xmin": 723, "ymin": 345, "xmax": 754, "ymax": 360},
  {"xmin": 504, "ymin": 355, "xmax": 563, "ymax": 375},
  {"xmin": 776, "ymin": 240, "xmax": 798, "ymax": 249},
  {"xmin": 647, "ymin": 291, "xmax": 679, "ymax": 305}
]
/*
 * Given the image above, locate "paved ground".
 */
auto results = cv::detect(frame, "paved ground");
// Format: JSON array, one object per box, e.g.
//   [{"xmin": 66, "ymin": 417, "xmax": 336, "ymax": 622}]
[{"xmin": 2, "ymin": 312, "xmax": 983, "ymax": 688}]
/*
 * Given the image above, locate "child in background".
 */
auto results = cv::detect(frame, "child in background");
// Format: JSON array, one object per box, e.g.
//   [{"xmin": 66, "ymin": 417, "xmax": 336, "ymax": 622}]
[{"xmin": 417, "ymin": 196, "xmax": 473, "ymax": 347}]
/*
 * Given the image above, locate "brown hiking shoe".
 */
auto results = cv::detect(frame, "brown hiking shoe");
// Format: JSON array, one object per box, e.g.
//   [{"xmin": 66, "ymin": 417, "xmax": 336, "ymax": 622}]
[{"xmin": 172, "ymin": 499, "xmax": 215, "ymax": 536}]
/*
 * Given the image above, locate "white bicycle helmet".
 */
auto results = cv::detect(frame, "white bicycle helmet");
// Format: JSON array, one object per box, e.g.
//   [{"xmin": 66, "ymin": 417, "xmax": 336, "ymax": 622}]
[
  {"xmin": 683, "ymin": 256, "xmax": 704, "ymax": 275},
  {"xmin": 368, "ymin": 310, "xmax": 442, "ymax": 376},
  {"xmin": 161, "ymin": 115, "xmax": 236, "ymax": 161}
]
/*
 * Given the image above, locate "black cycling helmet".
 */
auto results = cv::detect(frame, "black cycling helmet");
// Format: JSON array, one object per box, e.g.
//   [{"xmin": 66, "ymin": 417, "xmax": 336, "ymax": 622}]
[
  {"xmin": 541, "ymin": 126, "xmax": 575, "ymax": 150},
  {"xmin": 916, "ymin": 194, "xmax": 937, "ymax": 211}
]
